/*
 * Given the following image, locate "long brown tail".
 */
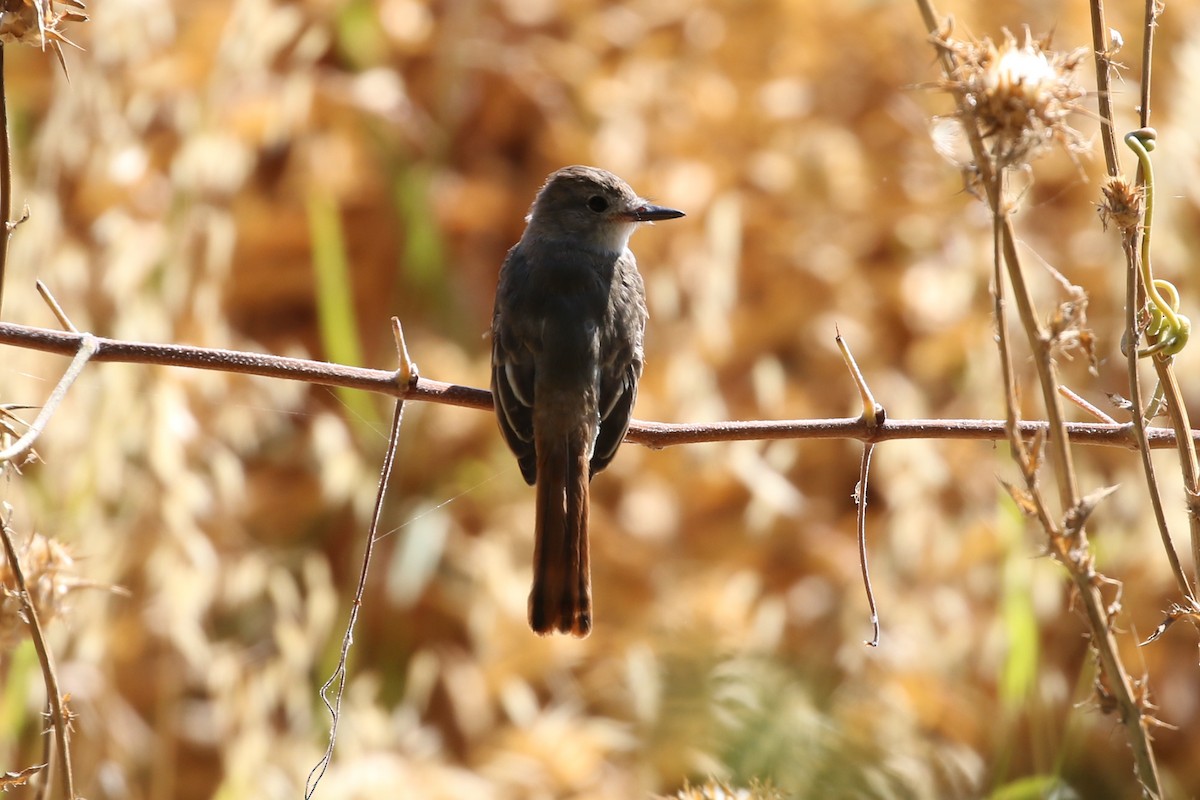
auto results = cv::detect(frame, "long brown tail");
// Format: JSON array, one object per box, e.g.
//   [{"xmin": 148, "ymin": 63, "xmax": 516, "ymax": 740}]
[{"xmin": 529, "ymin": 429, "xmax": 592, "ymax": 637}]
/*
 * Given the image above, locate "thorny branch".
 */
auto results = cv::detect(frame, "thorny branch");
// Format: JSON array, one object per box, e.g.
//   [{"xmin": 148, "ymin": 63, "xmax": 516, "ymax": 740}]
[
  {"xmin": 0, "ymin": 320, "xmax": 1197, "ymax": 452},
  {"xmin": 835, "ymin": 332, "xmax": 883, "ymax": 647}
]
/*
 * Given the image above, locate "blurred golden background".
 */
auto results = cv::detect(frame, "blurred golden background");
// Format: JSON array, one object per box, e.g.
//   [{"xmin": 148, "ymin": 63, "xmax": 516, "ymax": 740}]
[{"xmin": 3, "ymin": 0, "xmax": 1200, "ymax": 797}]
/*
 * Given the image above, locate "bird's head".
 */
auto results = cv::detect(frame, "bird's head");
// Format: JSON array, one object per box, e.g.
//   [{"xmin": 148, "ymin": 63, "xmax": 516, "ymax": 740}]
[{"xmin": 523, "ymin": 165, "xmax": 684, "ymax": 254}]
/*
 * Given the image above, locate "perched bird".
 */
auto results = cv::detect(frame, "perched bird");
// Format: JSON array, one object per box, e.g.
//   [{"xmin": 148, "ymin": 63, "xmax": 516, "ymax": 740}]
[{"xmin": 491, "ymin": 166, "xmax": 684, "ymax": 636}]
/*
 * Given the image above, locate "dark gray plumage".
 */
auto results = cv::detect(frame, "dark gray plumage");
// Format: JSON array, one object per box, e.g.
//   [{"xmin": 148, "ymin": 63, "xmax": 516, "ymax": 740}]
[{"xmin": 490, "ymin": 165, "xmax": 684, "ymax": 636}]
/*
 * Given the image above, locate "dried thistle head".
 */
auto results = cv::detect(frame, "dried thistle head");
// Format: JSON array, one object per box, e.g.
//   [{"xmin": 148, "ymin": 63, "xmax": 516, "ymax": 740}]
[
  {"xmin": 1, "ymin": 531, "xmax": 77, "ymax": 650},
  {"xmin": 0, "ymin": 0, "xmax": 87, "ymax": 74},
  {"xmin": 936, "ymin": 25, "xmax": 1089, "ymax": 170},
  {"xmin": 1098, "ymin": 175, "xmax": 1144, "ymax": 233},
  {"xmin": 1044, "ymin": 267, "xmax": 1098, "ymax": 374}
]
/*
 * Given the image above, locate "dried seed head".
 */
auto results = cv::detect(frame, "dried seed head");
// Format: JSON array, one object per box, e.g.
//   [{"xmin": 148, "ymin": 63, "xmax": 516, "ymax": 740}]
[
  {"xmin": 936, "ymin": 26, "xmax": 1089, "ymax": 169},
  {"xmin": 0, "ymin": 0, "xmax": 86, "ymax": 50},
  {"xmin": 1098, "ymin": 175, "xmax": 1144, "ymax": 233},
  {"xmin": 1, "ymin": 532, "xmax": 76, "ymax": 650}
]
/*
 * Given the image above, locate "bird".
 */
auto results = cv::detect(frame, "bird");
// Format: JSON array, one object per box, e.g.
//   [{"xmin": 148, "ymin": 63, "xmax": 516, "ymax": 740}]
[{"xmin": 490, "ymin": 165, "xmax": 684, "ymax": 637}]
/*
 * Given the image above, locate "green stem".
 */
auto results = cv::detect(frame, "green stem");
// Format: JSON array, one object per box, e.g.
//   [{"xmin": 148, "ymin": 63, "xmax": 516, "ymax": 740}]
[{"xmin": 1125, "ymin": 129, "xmax": 1190, "ymax": 357}]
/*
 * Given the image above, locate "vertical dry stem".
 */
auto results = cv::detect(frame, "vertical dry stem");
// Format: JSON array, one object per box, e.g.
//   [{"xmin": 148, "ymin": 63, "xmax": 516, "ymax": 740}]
[
  {"xmin": 1151, "ymin": 359, "xmax": 1200, "ymax": 596},
  {"xmin": 1111, "ymin": 0, "xmax": 1200, "ymax": 603},
  {"xmin": 1088, "ymin": 0, "xmax": 1120, "ymax": 176},
  {"xmin": 1091, "ymin": 0, "xmax": 1198, "ymax": 604},
  {"xmin": 0, "ymin": 518, "xmax": 76, "ymax": 799},
  {"xmin": 1134, "ymin": 0, "xmax": 1200, "ymax": 600},
  {"xmin": 0, "ymin": 45, "xmax": 9, "ymax": 317},
  {"xmin": 916, "ymin": 0, "xmax": 1164, "ymax": 793},
  {"xmin": 0, "ymin": 35, "xmax": 77, "ymax": 800}
]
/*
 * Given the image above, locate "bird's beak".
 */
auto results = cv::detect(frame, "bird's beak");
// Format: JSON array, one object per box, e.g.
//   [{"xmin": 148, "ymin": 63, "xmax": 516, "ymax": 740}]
[{"xmin": 624, "ymin": 202, "xmax": 685, "ymax": 222}]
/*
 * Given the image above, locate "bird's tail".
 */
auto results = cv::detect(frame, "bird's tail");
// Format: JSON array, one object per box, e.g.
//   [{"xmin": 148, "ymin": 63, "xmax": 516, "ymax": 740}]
[{"xmin": 529, "ymin": 425, "xmax": 592, "ymax": 637}]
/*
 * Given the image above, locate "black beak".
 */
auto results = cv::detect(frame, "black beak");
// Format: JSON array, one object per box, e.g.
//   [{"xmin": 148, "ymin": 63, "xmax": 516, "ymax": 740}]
[{"xmin": 627, "ymin": 203, "xmax": 685, "ymax": 222}]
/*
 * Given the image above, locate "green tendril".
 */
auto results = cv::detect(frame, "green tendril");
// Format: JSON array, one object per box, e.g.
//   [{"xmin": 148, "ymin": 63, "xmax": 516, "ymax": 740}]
[{"xmin": 1126, "ymin": 128, "xmax": 1191, "ymax": 359}]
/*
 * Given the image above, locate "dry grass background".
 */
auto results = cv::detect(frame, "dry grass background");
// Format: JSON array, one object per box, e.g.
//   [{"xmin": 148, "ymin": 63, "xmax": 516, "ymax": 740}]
[{"xmin": 3, "ymin": 0, "xmax": 1200, "ymax": 797}]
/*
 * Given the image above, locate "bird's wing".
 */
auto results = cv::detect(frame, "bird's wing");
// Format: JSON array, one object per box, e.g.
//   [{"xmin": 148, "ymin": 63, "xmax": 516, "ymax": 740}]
[
  {"xmin": 590, "ymin": 358, "xmax": 639, "ymax": 477},
  {"xmin": 492, "ymin": 319, "xmax": 539, "ymax": 485}
]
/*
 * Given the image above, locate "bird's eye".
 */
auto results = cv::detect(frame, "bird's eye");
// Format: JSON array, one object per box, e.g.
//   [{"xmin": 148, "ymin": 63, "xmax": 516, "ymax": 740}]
[{"xmin": 587, "ymin": 195, "xmax": 609, "ymax": 212}]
